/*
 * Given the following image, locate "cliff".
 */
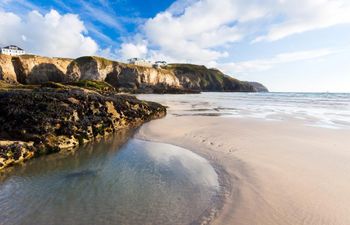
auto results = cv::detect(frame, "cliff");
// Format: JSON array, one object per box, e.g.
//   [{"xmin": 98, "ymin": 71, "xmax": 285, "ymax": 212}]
[
  {"xmin": 0, "ymin": 54, "xmax": 268, "ymax": 92},
  {"xmin": 0, "ymin": 81, "xmax": 166, "ymax": 170},
  {"xmin": 66, "ymin": 56, "xmax": 181, "ymax": 92},
  {"xmin": 169, "ymin": 64, "xmax": 268, "ymax": 92},
  {"xmin": 4, "ymin": 54, "xmax": 73, "ymax": 84}
]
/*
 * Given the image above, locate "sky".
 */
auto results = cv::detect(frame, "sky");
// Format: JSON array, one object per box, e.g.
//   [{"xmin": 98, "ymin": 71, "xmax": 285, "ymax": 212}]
[{"xmin": 0, "ymin": 0, "xmax": 350, "ymax": 92}]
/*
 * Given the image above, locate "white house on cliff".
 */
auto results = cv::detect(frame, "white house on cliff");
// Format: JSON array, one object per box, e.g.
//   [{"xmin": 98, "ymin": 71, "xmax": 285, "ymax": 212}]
[
  {"xmin": 0, "ymin": 45, "xmax": 25, "ymax": 56},
  {"xmin": 127, "ymin": 58, "xmax": 168, "ymax": 69},
  {"xmin": 153, "ymin": 61, "xmax": 167, "ymax": 68},
  {"xmin": 127, "ymin": 58, "xmax": 152, "ymax": 67}
]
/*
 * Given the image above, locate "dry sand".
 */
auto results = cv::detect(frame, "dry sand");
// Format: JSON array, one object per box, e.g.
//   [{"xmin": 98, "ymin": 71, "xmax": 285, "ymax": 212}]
[{"xmin": 136, "ymin": 115, "xmax": 350, "ymax": 225}]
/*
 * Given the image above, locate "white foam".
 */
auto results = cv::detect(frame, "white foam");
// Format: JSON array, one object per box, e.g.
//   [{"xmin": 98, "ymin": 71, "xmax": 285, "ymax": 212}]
[{"xmin": 137, "ymin": 92, "xmax": 350, "ymax": 130}]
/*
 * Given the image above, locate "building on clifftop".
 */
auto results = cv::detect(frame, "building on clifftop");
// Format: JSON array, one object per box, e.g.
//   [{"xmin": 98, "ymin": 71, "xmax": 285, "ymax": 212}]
[
  {"xmin": 153, "ymin": 61, "xmax": 167, "ymax": 69},
  {"xmin": 127, "ymin": 58, "xmax": 152, "ymax": 67},
  {"xmin": 0, "ymin": 45, "xmax": 25, "ymax": 56}
]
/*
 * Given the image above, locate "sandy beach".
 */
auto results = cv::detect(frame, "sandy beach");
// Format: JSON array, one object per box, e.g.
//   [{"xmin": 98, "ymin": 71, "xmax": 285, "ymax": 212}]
[
  {"xmin": 1, "ymin": 0, "xmax": 349, "ymax": 223},
  {"xmin": 136, "ymin": 111, "xmax": 350, "ymax": 225}
]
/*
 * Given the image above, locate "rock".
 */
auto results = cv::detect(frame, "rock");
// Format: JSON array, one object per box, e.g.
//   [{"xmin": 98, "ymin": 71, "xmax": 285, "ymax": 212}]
[
  {"xmin": 66, "ymin": 56, "xmax": 112, "ymax": 81},
  {"xmin": 0, "ymin": 82, "xmax": 166, "ymax": 170},
  {"xmin": 0, "ymin": 141, "xmax": 35, "ymax": 170}
]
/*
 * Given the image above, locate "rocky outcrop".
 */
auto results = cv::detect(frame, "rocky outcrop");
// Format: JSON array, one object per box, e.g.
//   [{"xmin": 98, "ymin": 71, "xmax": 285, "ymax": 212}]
[
  {"xmin": 0, "ymin": 54, "xmax": 268, "ymax": 92},
  {"xmin": 0, "ymin": 81, "xmax": 166, "ymax": 170},
  {"xmin": 0, "ymin": 141, "xmax": 35, "ymax": 170}
]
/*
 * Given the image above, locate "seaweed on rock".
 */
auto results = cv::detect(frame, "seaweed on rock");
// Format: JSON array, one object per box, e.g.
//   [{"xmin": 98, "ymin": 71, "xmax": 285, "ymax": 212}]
[{"xmin": 0, "ymin": 82, "xmax": 166, "ymax": 170}]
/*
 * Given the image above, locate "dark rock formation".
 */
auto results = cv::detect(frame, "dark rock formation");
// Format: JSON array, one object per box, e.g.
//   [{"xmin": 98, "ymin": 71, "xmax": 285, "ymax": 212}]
[{"xmin": 0, "ymin": 81, "xmax": 166, "ymax": 170}]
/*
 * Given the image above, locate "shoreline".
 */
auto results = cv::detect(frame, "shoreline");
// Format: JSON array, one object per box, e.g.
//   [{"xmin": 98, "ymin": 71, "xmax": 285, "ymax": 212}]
[{"xmin": 135, "ymin": 114, "xmax": 350, "ymax": 225}]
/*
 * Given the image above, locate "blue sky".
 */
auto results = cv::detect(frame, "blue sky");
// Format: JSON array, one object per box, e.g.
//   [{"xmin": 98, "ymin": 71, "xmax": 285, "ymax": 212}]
[{"xmin": 1, "ymin": 0, "xmax": 350, "ymax": 92}]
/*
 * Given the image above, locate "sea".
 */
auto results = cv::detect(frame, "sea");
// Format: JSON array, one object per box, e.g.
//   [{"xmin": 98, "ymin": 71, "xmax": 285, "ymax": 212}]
[{"xmin": 138, "ymin": 92, "xmax": 350, "ymax": 129}]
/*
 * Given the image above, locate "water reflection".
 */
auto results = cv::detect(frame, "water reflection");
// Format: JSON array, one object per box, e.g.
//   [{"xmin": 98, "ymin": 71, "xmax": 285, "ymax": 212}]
[{"xmin": 0, "ymin": 130, "xmax": 220, "ymax": 225}]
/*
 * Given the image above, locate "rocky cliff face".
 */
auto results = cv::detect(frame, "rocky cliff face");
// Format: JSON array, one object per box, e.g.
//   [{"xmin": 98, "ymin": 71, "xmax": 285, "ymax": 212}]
[
  {"xmin": 0, "ymin": 55, "xmax": 17, "ymax": 83},
  {"xmin": 0, "ymin": 54, "xmax": 268, "ymax": 92},
  {"xmin": 7, "ymin": 55, "xmax": 72, "ymax": 84},
  {"xmin": 0, "ymin": 81, "xmax": 166, "ymax": 170},
  {"xmin": 66, "ymin": 56, "xmax": 180, "ymax": 91}
]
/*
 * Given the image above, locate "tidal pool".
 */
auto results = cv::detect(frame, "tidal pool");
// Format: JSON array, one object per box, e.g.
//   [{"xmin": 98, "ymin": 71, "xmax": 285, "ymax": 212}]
[{"xmin": 0, "ymin": 131, "xmax": 222, "ymax": 225}]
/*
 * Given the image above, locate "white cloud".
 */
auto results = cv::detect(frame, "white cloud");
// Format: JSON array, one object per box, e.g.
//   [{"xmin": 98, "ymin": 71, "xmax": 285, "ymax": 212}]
[
  {"xmin": 0, "ymin": 9, "xmax": 99, "ymax": 58},
  {"xmin": 167, "ymin": 0, "xmax": 198, "ymax": 15},
  {"xmin": 139, "ymin": 0, "xmax": 264, "ymax": 64},
  {"xmin": 254, "ymin": 0, "xmax": 350, "ymax": 42},
  {"xmin": 119, "ymin": 0, "xmax": 350, "ymax": 67},
  {"xmin": 119, "ymin": 41, "xmax": 148, "ymax": 59},
  {"xmin": 219, "ymin": 48, "xmax": 337, "ymax": 73},
  {"xmin": 117, "ymin": 0, "xmax": 266, "ymax": 63}
]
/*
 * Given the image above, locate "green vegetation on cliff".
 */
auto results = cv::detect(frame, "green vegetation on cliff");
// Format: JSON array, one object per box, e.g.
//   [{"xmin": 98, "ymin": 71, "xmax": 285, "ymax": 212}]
[
  {"xmin": 74, "ymin": 56, "xmax": 115, "ymax": 69},
  {"xmin": 68, "ymin": 80, "xmax": 115, "ymax": 91}
]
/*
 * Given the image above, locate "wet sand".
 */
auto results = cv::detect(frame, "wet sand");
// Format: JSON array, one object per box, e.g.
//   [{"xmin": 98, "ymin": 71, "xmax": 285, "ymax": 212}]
[{"xmin": 136, "ymin": 115, "xmax": 350, "ymax": 225}]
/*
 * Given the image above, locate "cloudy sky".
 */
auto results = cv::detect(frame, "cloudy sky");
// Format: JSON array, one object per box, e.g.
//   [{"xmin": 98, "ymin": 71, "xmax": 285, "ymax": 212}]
[{"xmin": 1, "ymin": 0, "xmax": 350, "ymax": 92}]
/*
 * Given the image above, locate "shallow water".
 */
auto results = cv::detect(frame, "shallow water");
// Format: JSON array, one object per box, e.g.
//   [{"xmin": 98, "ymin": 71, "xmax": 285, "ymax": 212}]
[
  {"xmin": 137, "ymin": 92, "xmax": 350, "ymax": 129},
  {"xmin": 0, "ymin": 131, "xmax": 220, "ymax": 225}
]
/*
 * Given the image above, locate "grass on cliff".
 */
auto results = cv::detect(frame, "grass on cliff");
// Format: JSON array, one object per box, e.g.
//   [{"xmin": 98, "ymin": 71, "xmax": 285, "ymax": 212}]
[
  {"xmin": 168, "ymin": 63, "xmax": 226, "ymax": 84},
  {"xmin": 14, "ymin": 54, "xmax": 72, "ymax": 61},
  {"xmin": 167, "ymin": 63, "xmax": 208, "ymax": 71},
  {"xmin": 168, "ymin": 64, "xmax": 224, "ymax": 77},
  {"xmin": 0, "ymin": 80, "xmax": 115, "ymax": 93},
  {"xmin": 92, "ymin": 56, "xmax": 114, "ymax": 69},
  {"xmin": 0, "ymin": 80, "xmax": 39, "ymax": 91},
  {"xmin": 68, "ymin": 80, "xmax": 115, "ymax": 92},
  {"xmin": 75, "ymin": 56, "xmax": 115, "ymax": 69}
]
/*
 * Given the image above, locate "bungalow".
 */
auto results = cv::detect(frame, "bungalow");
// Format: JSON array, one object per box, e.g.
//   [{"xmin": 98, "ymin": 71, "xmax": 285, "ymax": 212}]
[
  {"xmin": 127, "ymin": 58, "xmax": 152, "ymax": 67},
  {"xmin": 0, "ymin": 45, "xmax": 25, "ymax": 56}
]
